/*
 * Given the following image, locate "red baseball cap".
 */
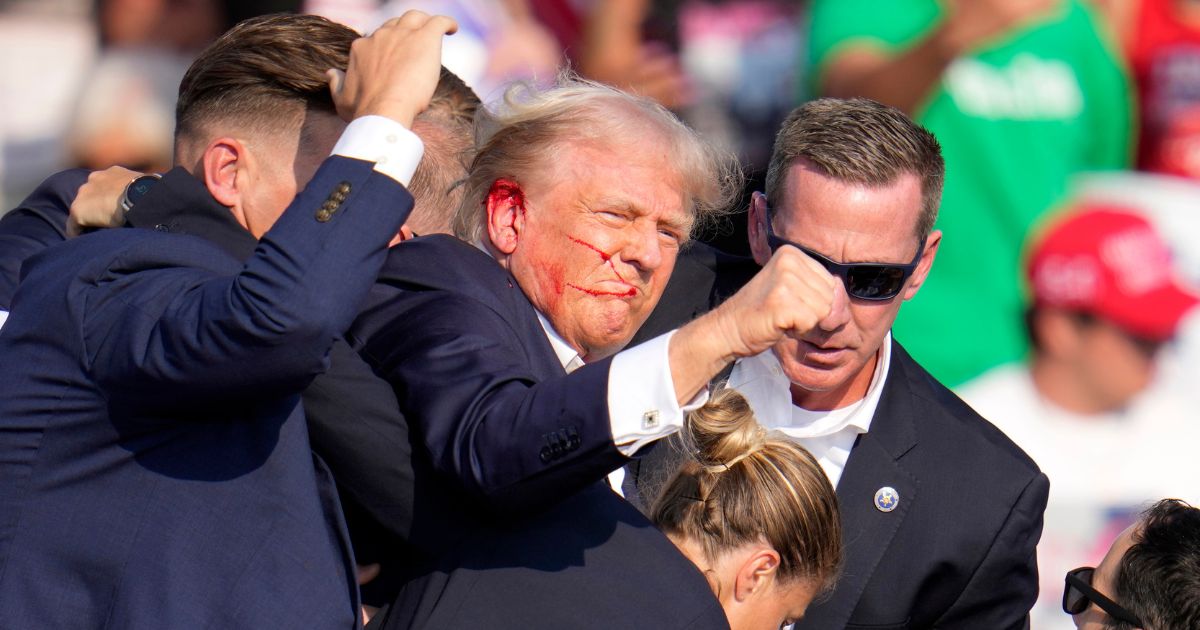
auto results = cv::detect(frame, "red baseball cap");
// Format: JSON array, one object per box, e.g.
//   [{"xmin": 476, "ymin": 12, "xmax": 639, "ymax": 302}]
[{"xmin": 1027, "ymin": 204, "xmax": 1199, "ymax": 341}]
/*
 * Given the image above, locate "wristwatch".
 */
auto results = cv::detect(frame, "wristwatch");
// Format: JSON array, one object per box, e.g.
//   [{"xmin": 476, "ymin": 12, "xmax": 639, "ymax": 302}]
[{"xmin": 118, "ymin": 174, "xmax": 162, "ymax": 215}]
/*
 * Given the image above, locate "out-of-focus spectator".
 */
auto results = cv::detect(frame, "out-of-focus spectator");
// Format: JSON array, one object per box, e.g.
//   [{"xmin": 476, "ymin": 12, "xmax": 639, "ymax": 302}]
[
  {"xmin": 809, "ymin": 0, "xmax": 1134, "ymax": 387},
  {"xmin": 373, "ymin": 0, "xmax": 562, "ymax": 100},
  {"xmin": 0, "ymin": 0, "xmax": 95, "ymax": 210},
  {"xmin": 677, "ymin": 0, "xmax": 805, "ymax": 175},
  {"xmin": 958, "ymin": 204, "xmax": 1200, "ymax": 630},
  {"xmin": 1104, "ymin": 0, "xmax": 1200, "ymax": 180},
  {"xmin": 66, "ymin": 50, "xmax": 187, "ymax": 174}
]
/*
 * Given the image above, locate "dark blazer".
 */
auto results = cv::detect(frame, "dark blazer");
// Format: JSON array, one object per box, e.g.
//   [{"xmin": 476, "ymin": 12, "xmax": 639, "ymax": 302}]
[
  {"xmin": 627, "ymin": 244, "xmax": 1048, "ymax": 630},
  {"xmin": 628, "ymin": 340, "xmax": 1048, "ymax": 630},
  {"xmin": 0, "ymin": 168, "xmax": 86, "ymax": 309},
  {"xmin": 0, "ymin": 157, "xmax": 411, "ymax": 629},
  {"xmin": 348, "ymin": 235, "xmax": 631, "ymax": 541},
  {"xmin": 373, "ymin": 484, "xmax": 729, "ymax": 630},
  {"xmin": 0, "ymin": 168, "xmax": 424, "ymax": 607}
]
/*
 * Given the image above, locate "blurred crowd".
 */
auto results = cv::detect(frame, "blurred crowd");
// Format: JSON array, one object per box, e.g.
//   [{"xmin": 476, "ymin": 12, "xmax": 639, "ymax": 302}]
[{"xmin": 2, "ymin": 0, "xmax": 1200, "ymax": 628}]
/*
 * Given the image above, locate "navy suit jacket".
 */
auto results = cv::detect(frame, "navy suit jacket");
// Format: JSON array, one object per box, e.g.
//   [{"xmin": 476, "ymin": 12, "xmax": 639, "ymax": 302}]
[
  {"xmin": 0, "ymin": 168, "xmax": 425, "ymax": 607},
  {"xmin": 0, "ymin": 157, "xmax": 411, "ymax": 629},
  {"xmin": 374, "ymin": 484, "xmax": 729, "ymax": 630},
  {"xmin": 630, "ymin": 244, "xmax": 1049, "ymax": 629},
  {"xmin": 348, "ymin": 235, "xmax": 632, "ymax": 550}
]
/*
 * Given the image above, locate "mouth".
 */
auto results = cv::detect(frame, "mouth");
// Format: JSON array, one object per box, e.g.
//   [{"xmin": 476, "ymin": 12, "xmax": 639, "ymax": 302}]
[
  {"xmin": 799, "ymin": 339, "xmax": 849, "ymax": 362},
  {"xmin": 567, "ymin": 282, "xmax": 639, "ymax": 298}
]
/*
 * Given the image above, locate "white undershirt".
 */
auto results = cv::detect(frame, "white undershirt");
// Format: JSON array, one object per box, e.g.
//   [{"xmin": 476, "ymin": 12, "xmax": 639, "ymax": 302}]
[{"xmin": 727, "ymin": 333, "xmax": 892, "ymax": 488}]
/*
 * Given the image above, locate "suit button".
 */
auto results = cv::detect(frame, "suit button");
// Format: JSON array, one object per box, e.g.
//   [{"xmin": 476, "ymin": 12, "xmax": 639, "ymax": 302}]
[
  {"xmin": 154, "ymin": 224, "xmax": 169, "ymax": 232},
  {"xmin": 315, "ymin": 209, "xmax": 333, "ymax": 222},
  {"xmin": 337, "ymin": 182, "xmax": 351, "ymax": 194},
  {"xmin": 539, "ymin": 446, "xmax": 552, "ymax": 463}
]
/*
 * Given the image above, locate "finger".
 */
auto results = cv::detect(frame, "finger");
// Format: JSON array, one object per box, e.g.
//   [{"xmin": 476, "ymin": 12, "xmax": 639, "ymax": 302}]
[{"xmin": 422, "ymin": 14, "xmax": 458, "ymax": 36}]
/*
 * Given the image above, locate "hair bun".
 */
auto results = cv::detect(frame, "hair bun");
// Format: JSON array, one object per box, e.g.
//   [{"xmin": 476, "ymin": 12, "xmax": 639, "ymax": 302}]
[{"xmin": 686, "ymin": 387, "xmax": 768, "ymax": 473}]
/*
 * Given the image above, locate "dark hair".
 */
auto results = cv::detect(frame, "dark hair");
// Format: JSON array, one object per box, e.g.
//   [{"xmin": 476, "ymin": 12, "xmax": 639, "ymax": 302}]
[
  {"xmin": 174, "ymin": 13, "xmax": 357, "ymax": 144},
  {"xmin": 651, "ymin": 388, "xmax": 842, "ymax": 593},
  {"xmin": 406, "ymin": 67, "xmax": 481, "ymax": 235},
  {"xmin": 765, "ymin": 97, "xmax": 944, "ymax": 239},
  {"xmin": 1108, "ymin": 499, "xmax": 1200, "ymax": 630}
]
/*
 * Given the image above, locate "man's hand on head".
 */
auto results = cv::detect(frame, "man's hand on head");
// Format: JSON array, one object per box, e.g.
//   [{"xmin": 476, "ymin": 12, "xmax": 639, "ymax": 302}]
[
  {"xmin": 327, "ymin": 11, "xmax": 458, "ymax": 129},
  {"xmin": 67, "ymin": 166, "xmax": 143, "ymax": 238},
  {"xmin": 667, "ymin": 246, "xmax": 837, "ymax": 403}
]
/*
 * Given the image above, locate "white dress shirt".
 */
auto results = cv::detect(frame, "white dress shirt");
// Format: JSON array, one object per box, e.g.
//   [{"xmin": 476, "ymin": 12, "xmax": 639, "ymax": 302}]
[
  {"xmin": 728, "ymin": 333, "xmax": 893, "ymax": 488},
  {"xmin": 534, "ymin": 312, "xmax": 703, "ymax": 494},
  {"xmin": 330, "ymin": 115, "xmax": 424, "ymax": 186}
]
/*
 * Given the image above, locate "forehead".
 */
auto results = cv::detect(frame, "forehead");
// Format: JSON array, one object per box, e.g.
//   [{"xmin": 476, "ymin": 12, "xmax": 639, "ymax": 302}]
[
  {"xmin": 774, "ymin": 162, "xmax": 923, "ymax": 261},
  {"xmin": 528, "ymin": 138, "xmax": 692, "ymax": 227}
]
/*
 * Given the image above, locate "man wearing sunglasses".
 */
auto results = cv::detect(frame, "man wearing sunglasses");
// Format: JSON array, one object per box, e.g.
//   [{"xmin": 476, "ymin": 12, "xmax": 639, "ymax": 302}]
[
  {"xmin": 629, "ymin": 97, "xmax": 1049, "ymax": 629},
  {"xmin": 1063, "ymin": 498, "xmax": 1200, "ymax": 630}
]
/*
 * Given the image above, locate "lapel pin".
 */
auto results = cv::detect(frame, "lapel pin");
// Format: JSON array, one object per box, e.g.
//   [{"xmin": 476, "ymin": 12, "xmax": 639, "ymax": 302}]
[{"xmin": 874, "ymin": 486, "xmax": 899, "ymax": 513}]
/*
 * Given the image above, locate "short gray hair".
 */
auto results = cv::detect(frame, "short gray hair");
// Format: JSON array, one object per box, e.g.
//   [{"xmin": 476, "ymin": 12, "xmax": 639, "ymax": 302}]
[{"xmin": 451, "ymin": 74, "xmax": 742, "ymax": 243}]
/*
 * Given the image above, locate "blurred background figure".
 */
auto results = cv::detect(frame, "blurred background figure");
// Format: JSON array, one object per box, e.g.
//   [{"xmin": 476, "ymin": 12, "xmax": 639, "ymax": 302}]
[
  {"xmin": 807, "ymin": 0, "xmax": 1133, "ymax": 387},
  {"xmin": 369, "ymin": 0, "xmax": 562, "ymax": 101},
  {"xmin": 0, "ymin": 0, "xmax": 299, "ymax": 210},
  {"xmin": 958, "ymin": 202, "xmax": 1200, "ymax": 630},
  {"xmin": 1105, "ymin": 0, "xmax": 1200, "ymax": 180}
]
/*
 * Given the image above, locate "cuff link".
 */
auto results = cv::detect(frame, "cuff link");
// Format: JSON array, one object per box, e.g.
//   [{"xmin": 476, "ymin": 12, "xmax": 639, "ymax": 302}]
[{"xmin": 641, "ymin": 410, "xmax": 660, "ymax": 430}]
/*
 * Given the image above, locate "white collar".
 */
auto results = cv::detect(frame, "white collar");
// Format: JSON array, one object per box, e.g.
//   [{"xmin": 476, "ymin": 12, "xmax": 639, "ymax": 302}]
[
  {"xmin": 536, "ymin": 310, "xmax": 581, "ymax": 370},
  {"xmin": 728, "ymin": 332, "xmax": 893, "ymax": 438}
]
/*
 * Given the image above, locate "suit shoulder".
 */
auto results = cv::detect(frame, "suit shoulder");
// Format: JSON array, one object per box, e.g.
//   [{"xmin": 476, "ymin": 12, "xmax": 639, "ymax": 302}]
[{"xmin": 892, "ymin": 342, "xmax": 1042, "ymax": 479}]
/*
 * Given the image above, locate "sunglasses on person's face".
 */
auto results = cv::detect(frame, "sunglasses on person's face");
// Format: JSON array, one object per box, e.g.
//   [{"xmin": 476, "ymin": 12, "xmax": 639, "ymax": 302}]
[
  {"xmin": 1063, "ymin": 566, "xmax": 1144, "ymax": 626},
  {"xmin": 765, "ymin": 221, "xmax": 925, "ymax": 301}
]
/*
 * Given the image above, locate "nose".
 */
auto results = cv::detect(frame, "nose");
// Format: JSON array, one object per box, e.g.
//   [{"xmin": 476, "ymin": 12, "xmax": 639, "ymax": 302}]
[
  {"xmin": 817, "ymin": 274, "xmax": 852, "ymax": 332},
  {"xmin": 620, "ymin": 222, "xmax": 665, "ymax": 273}
]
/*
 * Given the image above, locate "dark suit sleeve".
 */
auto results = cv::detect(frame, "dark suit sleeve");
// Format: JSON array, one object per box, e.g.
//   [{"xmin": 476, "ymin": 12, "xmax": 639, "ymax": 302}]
[
  {"xmin": 84, "ymin": 157, "xmax": 413, "ymax": 407},
  {"xmin": 356, "ymin": 291, "xmax": 628, "ymax": 511},
  {"xmin": 303, "ymin": 338, "xmax": 415, "ymax": 538},
  {"xmin": 0, "ymin": 169, "xmax": 84, "ymax": 308},
  {"xmin": 935, "ymin": 471, "xmax": 1049, "ymax": 629}
]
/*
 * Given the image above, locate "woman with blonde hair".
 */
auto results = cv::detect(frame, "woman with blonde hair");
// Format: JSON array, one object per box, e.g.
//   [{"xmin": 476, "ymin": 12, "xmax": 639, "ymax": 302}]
[
  {"xmin": 374, "ymin": 388, "xmax": 841, "ymax": 629},
  {"xmin": 653, "ymin": 387, "xmax": 843, "ymax": 629}
]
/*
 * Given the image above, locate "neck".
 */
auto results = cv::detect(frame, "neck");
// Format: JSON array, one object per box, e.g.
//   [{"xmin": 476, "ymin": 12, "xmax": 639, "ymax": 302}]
[{"xmin": 1030, "ymin": 356, "xmax": 1109, "ymax": 415}]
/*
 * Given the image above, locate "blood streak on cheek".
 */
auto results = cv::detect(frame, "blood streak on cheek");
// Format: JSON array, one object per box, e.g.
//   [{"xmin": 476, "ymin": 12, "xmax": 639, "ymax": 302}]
[{"xmin": 567, "ymin": 235, "xmax": 633, "ymax": 286}]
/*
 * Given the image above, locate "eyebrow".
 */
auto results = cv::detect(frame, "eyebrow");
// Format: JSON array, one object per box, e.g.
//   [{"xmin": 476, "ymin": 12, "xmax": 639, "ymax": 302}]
[{"xmin": 586, "ymin": 196, "xmax": 693, "ymax": 234}]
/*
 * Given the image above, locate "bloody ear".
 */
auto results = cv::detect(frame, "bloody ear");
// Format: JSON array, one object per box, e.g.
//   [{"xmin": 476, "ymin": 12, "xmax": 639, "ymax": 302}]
[{"xmin": 484, "ymin": 178, "xmax": 527, "ymax": 255}]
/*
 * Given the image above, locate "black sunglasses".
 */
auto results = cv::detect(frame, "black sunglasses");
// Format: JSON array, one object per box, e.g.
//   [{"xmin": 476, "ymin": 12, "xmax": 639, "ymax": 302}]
[
  {"xmin": 1063, "ymin": 566, "xmax": 1143, "ymax": 626},
  {"xmin": 765, "ymin": 221, "xmax": 924, "ymax": 301}
]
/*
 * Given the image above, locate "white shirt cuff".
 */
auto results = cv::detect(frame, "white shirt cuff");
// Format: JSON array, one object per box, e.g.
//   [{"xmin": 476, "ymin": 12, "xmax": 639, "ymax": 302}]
[
  {"xmin": 0, "ymin": 310, "xmax": 7, "ymax": 331},
  {"xmin": 331, "ymin": 115, "xmax": 424, "ymax": 186},
  {"xmin": 608, "ymin": 330, "xmax": 708, "ymax": 456}
]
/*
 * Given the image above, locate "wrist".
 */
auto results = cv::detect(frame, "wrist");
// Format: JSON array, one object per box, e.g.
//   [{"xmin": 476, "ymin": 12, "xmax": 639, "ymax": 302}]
[{"xmin": 354, "ymin": 100, "xmax": 416, "ymax": 130}]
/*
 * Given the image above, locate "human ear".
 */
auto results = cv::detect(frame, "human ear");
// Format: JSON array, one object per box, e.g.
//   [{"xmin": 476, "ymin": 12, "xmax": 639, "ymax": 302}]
[
  {"xmin": 902, "ymin": 229, "xmax": 942, "ymax": 300},
  {"xmin": 747, "ymin": 192, "xmax": 773, "ymax": 266},
  {"xmin": 733, "ymin": 546, "xmax": 781, "ymax": 602},
  {"xmin": 200, "ymin": 137, "xmax": 248, "ymax": 210},
  {"xmin": 484, "ymin": 178, "xmax": 527, "ymax": 255}
]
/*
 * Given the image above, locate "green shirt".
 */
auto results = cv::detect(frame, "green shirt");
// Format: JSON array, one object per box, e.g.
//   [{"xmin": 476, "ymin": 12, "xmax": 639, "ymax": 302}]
[{"xmin": 808, "ymin": 0, "xmax": 1133, "ymax": 386}]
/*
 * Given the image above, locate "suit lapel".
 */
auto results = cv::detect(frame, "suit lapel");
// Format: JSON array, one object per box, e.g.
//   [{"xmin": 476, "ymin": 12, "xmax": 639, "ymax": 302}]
[{"xmin": 798, "ymin": 339, "xmax": 920, "ymax": 629}]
